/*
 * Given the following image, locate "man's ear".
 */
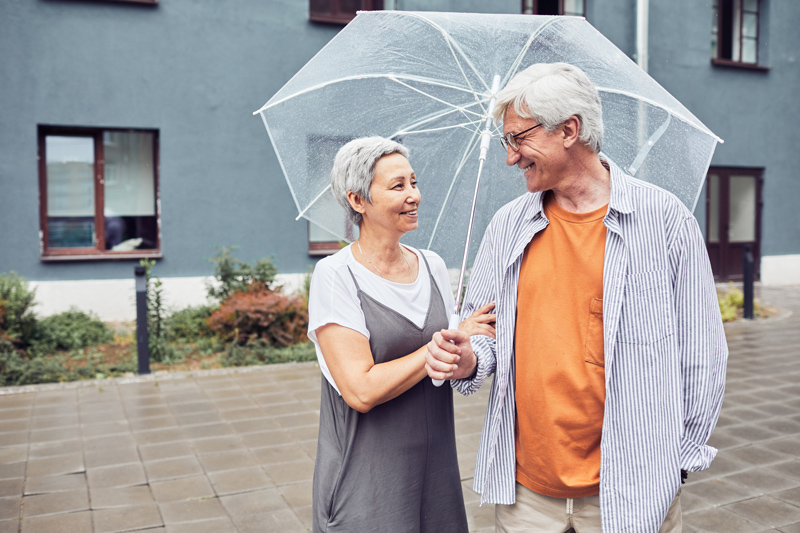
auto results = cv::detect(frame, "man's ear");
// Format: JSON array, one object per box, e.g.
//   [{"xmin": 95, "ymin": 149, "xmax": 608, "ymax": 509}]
[
  {"xmin": 562, "ymin": 115, "xmax": 581, "ymax": 148},
  {"xmin": 347, "ymin": 190, "xmax": 367, "ymax": 214}
]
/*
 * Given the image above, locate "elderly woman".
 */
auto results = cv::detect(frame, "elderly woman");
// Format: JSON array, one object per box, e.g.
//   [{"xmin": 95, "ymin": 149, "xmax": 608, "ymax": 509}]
[{"xmin": 307, "ymin": 137, "xmax": 495, "ymax": 532}]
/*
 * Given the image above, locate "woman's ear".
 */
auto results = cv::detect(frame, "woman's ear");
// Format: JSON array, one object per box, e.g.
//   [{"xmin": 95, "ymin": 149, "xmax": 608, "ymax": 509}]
[
  {"xmin": 562, "ymin": 115, "xmax": 581, "ymax": 148},
  {"xmin": 347, "ymin": 190, "xmax": 367, "ymax": 214}
]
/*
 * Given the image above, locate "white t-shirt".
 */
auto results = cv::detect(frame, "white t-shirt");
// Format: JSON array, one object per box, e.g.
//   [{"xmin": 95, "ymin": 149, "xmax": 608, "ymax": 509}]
[{"xmin": 308, "ymin": 245, "xmax": 455, "ymax": 395}]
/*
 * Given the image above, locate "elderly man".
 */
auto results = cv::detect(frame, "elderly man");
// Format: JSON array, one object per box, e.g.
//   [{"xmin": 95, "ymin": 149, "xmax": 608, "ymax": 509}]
[{"xmin": 426, "ymin": 63, "xmax": 727, "ymax": 532}]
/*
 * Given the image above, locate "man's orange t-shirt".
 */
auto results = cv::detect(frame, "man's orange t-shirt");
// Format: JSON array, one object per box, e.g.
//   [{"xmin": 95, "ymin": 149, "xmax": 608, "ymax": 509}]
[{"xmin": 514, "ymin": 192, "xmax": 608, "ymax": 499}]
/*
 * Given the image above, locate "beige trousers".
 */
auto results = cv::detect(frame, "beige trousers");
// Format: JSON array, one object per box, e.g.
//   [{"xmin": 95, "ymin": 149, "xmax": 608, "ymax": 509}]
[{"xmin": 496, "ymin": 482, "xmax": 682, "ymax": 533}]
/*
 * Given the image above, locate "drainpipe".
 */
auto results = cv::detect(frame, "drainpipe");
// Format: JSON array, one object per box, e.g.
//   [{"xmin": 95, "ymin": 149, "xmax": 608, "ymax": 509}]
[{"xmin": 636, "ymin": 0, "xmax": 649, "ymax": 72}]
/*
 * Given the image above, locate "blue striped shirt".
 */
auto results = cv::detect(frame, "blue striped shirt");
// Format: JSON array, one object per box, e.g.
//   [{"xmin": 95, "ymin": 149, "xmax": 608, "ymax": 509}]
[{"xmin": 453, "ymin": 164, "xmax": 728, "ymax": 532}]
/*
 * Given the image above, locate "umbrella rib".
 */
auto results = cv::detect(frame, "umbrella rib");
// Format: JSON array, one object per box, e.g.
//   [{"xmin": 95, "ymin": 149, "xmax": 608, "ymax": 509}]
[
  {"xmin": 426, "ymin": 129, "xmax": 483, "ymax": 250},
  {"xmin": 254, "ymin": 74, "xmax": 478, "ymax": 114},
  {"xmin": 390, "ymin": 77, "xmax": 486, "ymax": 121},
  {"xmin": 627, "ymin": 114, "xmax": 671, "ymax": 175},
  {"xmin": 295, "ymin": 183, "xmax": 332, "ymax": 221},
  {"xmin": 259, "ymin": 112, "xmax": 305, "ymax": 218},
  {"xmin": 596, "ymin": 87, "xmax": 723, "ymax": 141},
  {"xmin": 502, "ymin": 17, "xmax": 562, "ymax": 89},
  {"xmin": 387, "ymin": 100, "xmax": 486, "ymax": 139},
  {"xmin": 395, "ymin": 120, "xmax": 483, "ymax": 137},
  {"xmin": 398, "ymin": 12, "xmax": 491, "ymax": 113}
]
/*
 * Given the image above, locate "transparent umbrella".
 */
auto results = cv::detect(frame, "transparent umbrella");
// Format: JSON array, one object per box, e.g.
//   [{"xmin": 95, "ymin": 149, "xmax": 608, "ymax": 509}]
[{"xmin": 254, "ymin": 10, "xmax": 722, "ymax": 312}]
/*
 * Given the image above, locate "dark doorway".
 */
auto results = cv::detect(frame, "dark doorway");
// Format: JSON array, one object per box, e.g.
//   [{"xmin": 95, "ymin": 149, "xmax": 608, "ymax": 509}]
[{"xmin": 704, "ymin": 168, "xmax": 763, "ymax": 281}]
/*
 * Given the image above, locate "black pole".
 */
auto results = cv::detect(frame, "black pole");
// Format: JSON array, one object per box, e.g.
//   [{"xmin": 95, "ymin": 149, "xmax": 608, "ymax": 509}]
[
  {"xmin": 743, "ymin": 245, "xmax": 754, "ymax": 320},
  {"xmin": 134, "ymin": 266, "xmax": 151, "ymax": 374}
]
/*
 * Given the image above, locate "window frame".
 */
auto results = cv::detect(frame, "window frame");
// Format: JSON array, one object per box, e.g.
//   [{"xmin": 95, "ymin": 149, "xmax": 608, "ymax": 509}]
[
  {"xmin": 37, "ymin": 125, "xmax": 162, "ymax": 262},
  {"xmin": 711, "ymin": 0, "xmax": 768, "ymax": 70},
  {"xmin": 309, "ymin": 0, "xmax": 383, "ymax": 25},
  {"xmin": 307, "ymin": 221, "xmax": 353, "ymax": 256},
  {"xmin": 522, "ymin": 0, "xmax": 586, "ymax": 16}
]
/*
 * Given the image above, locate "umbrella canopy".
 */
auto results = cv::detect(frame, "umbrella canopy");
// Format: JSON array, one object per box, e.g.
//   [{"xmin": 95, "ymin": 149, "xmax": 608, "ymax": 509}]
[{"xmin": 255, "ymin": 11, "xmax": 722, "ymax": 269}]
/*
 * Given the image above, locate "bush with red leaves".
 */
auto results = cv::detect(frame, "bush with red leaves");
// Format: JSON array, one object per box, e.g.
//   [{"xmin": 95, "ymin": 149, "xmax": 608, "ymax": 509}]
[{"xmin": 208, "ymin": 284, "xmax": 308, "ymax": 347}]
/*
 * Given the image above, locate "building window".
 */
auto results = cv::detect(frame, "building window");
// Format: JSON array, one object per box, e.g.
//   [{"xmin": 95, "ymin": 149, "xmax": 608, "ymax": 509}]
[
  {"xmin": 523, "ymin": 0, "xmax": 585, "ymax": 16},
  {"xmin": 310, "ymin": 0, "xmax": 383, "ymax": 25},
  {"xmin": 712, "ymin": 0, "xmax": 760, "ymax": 65},
  {"xmin": 308, "ymin": 222, "xmax": 354, "ymax": 256},
  {"xmin": 38, "ymin": 126, "xmax": 160, "ymax": 260}
]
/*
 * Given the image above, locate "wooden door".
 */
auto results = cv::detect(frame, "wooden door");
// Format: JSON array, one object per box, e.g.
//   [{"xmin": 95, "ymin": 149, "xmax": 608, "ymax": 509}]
[{"xmin": 705, "ymin": 168, "xmax": 763, "ymax": 281}]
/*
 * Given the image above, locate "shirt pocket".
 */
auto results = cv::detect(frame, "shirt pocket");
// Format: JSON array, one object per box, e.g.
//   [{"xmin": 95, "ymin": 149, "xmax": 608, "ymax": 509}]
[
  {"xmin": 618, "ymin": 269, "xmax": 674, "ymax": 345},
  {"xmin": 585, "ymin": 297, "xmax": 604, "ymax": 367}
]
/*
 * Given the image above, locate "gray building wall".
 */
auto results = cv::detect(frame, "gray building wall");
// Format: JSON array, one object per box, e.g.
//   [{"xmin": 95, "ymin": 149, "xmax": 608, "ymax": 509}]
[
  {"xmin": 0, "ymin": 0, "xmax": 340, "ymax": 281},
  {"xmin": 1, "ymin": 0, "xmax": 798, "ymax": 286}
]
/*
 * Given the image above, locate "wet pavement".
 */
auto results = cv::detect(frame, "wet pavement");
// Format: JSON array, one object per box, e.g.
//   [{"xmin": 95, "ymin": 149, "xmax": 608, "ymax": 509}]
[{"xmin": 0, "ymin": 285, "xmax": 798, "ymax": 532}]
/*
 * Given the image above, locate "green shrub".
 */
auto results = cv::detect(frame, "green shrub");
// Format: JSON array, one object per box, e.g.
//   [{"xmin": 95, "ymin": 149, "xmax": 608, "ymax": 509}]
[
  {"xmin": 208, "ymin": 284, "xmax": 309, "ymax": 347},
  {"xmin": 140, "ymin": 259, "xmax": 169, "ymax": 362},
  {"xmin": 717, "ymin": 283, "xmax": 766, "ymax": 322},
  {"xmin": 164, "ymin": 305, "xmax": 215, "ymax": 342},
  {"xmin": 0, "ymin": 272, "xmax": 38, "ymax": 347},
  {"xmin": 206, "ymin": 246, "xmax": 279, "ymax": 302},
  {"xmin": 218, "ymin": 339, "xmax": 316, "ymax": 367},
  {"xmin": 32, "ymin": 308, "xmax": 114, "ymax": 354}
]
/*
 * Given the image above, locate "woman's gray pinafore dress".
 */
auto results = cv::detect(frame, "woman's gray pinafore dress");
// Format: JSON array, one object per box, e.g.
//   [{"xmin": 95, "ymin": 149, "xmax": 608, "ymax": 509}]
[{"xmin": 312, "ymin": 253, "xmax": 468, "ymax": 532}]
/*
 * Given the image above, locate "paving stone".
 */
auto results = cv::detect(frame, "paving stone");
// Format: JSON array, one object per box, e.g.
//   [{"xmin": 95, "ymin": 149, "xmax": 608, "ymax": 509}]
[
  {"xmin": 682, "ymin": 477, "xmax": 763, "ymax": 506},
  {"xmin": 135, "ymin": 427, "xmax": 187, "ymax": 446},
  {"xmin": 191, "ymin": 436, "xmax": 245, "ymax": 455},
  {"xmin": 683, "ymin": 506, "xmax": 769, "ymax": 533},
  {"xmin": 90, "ymin": 485, "xmax": 154, "ymax": 509},
  {"xmin": 25, "ymin": 454, "xmax": 84, "ymax": 477},
  {"xmin": 138, "ymin": 441, "xmax": 194, "ymax": 462},
  {"xmin": 0, "ymin": 518, "xmax": 17, "ymax": 533},
  {"xmin": 159, "ymin": 497, "xmax": 227, "ymax": 524},
  {"xmin": 0, "ymin": 479, "xmax": 22, "ymax": 499},
  {"xmin": 28, "ymin": 427, "xmax": 80, "ymax": 444},
  {"xmin": 81, "ymin": 421, "xmax": 132, "ymax": 438},
  {"xmin": 239, "ymin": 429, "xmax": 294, "ymax": 448},
  {"xmin": 93, "ymin": 504, "xmax": 163, "ymax": 532},
  {"xmin": 278, "ymin": 481, "xmax": 312, "ymax": 509},
  {"xmin": 213, "ymin": 399, "xmax": 259, "ymax": 411},
  {"xmin": 182, "ymin": 423, "xmax": 234, "ymax": 440},
  {"xmin": 24, "ymin": 473, "xmax": 87, "ymax": 495},
  {"xmin": 229, "ymin": 418, "xmax": 281, "ymax": 435},
  {"xmin": 767, "ymin": 460, "xmax": 800, "ymax": 481},
  {"xmin": 763, "ymin": 439, "xmax": 800, "ymax": 457},
  {"xmin": 22, "ymin": 509, "xmax": 92, "ymax": 533},
  {"xmin": 164, "ymin": 516, "xmax": 237, "ymax": 532},
  {"xmin": 22, "ymin": 489, "xmax": 89, "ymax": 517},
  {"xmin": 143, "ymin": 456, "xmax": 204, "ymax": 482},
  {"xmin": 83, "ymin": 434, "xmax": 137, "ymax": 453},
  {"xmin": 231, "ymin": 508, "xmax": 306, "ymax": 533},
  {"xmin": 197, "ymin": 450, "xmax": 257, "ymax": 473},
  {"xmin": 779, "ymin": 523, "xmax": 800, "ymax": 533},
  {"xmin": 0, "ymin": 464, "xmax": 24, "ymax": 482},
  {"xmin": 28, "ymin": 439, "xmax": 82, "ymax": 459},
  {"xmin": 173, "ymin": 411, "xmax": 222, "ymax": 427},
  {"xmin": 207, "ymin": 467, "xmax": 274, "ymax": 496},
  {"xmin": 0, "ymin": 446, "xmax": 27, "ymax": 465},
  {"xmin": 775, "ymin": 487, "xmax": 800, "ymax": 507},
  {"xmin": 725, "ymin": 495, "xmax": 800, "ymax": 527},
  {"xmin": 84, "ymin": 445, "xmax": 141, "ymax": 469},
  {"xmin": 724, "ymin": 444, "xmax": 791, "ymax": 466},
  {"xmin": 0, "ymin": 432, "xmax": 29, "ymax": 447},
  {"xmin": 128, "ymin": 416, "xmax": 179, "ymax": 432},
  {"xmin": 0, "ymin": 497, "xmax": 20, "ymax": 521},
  {"xmin": 251, "ymin": 443, "xmax": 310, "ymax": 465},
  {"xmin": 87, "ymin": 463, "xmax": 147, "ymax": 489},
  {"xmin": 150, "ymin": 475, "xmax": 215, "ymax": 503},
  {"xmin": 219, "ymin": 488, "xmax": 287, "ymax": 517},
  {"xmin": 273, "ymin": 412, "xmax": 319, "ymax": 429},
  {"xmin": 263, "ymin": 459, "xmax": 315, "ymax": 486},
  {"xmin": 724, "ymin": 468, "xmax": 800, "ymax": 494}
]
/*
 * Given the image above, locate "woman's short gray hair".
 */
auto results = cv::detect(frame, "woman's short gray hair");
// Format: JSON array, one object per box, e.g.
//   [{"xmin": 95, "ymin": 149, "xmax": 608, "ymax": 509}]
[
  {"xmin": 493, "ymin": 63, "xmax": 603, "ymax": 153},
  {"xmin": 330, "ymin": 136, "xmax": 410, "ymax": 227}
]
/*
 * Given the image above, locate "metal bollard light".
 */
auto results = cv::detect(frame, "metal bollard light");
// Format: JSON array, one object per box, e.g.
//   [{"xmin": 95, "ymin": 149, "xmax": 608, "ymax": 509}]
[
  {"xmin": 743, "ymin": 245, "xmax": 754, "ymax": 320},
  {"xmin": 134, "ymin": 266, "xmax": 151, "ymax": 374}
]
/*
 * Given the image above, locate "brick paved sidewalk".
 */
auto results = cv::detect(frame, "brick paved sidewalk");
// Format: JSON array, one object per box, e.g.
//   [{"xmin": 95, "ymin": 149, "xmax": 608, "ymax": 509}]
[{"xmin": 0, "ymin": 286, "xmax": 798, "ymax": 532}]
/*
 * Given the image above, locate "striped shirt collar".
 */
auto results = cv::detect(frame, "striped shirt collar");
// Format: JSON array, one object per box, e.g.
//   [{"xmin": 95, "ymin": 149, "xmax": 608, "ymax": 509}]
[{"xmin": 522, "ymin": 159, "xmax": 635, "ymax": 222}]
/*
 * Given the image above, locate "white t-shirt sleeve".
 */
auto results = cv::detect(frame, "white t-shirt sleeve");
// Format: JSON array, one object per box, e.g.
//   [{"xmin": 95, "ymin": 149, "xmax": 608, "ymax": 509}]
[{"xmin": 307, "ymin": 257, "xmax": 369, "ymax": 342}]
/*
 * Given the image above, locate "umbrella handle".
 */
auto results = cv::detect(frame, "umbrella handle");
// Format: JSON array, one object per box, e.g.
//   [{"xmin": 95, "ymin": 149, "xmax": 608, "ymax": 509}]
[{"xmin": 432, "ymin": 313, "xmax": 462, "ymax": 387}]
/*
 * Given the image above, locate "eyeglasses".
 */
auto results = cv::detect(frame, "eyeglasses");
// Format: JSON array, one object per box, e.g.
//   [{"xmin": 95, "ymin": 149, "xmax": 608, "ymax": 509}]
[{"xmin": 499, "ymin": 123, "xmax": 542, "ymax": 152}]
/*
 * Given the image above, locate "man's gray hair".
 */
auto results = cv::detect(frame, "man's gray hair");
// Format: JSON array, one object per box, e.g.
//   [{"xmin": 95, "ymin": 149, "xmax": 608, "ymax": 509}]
[
  {"xmin": 330, "ymin": 136, "xmax": 410, "ymax": 227},
  {"xmin": 493, "ymin": 63, "xmax": 603, "ymax": 153}
]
